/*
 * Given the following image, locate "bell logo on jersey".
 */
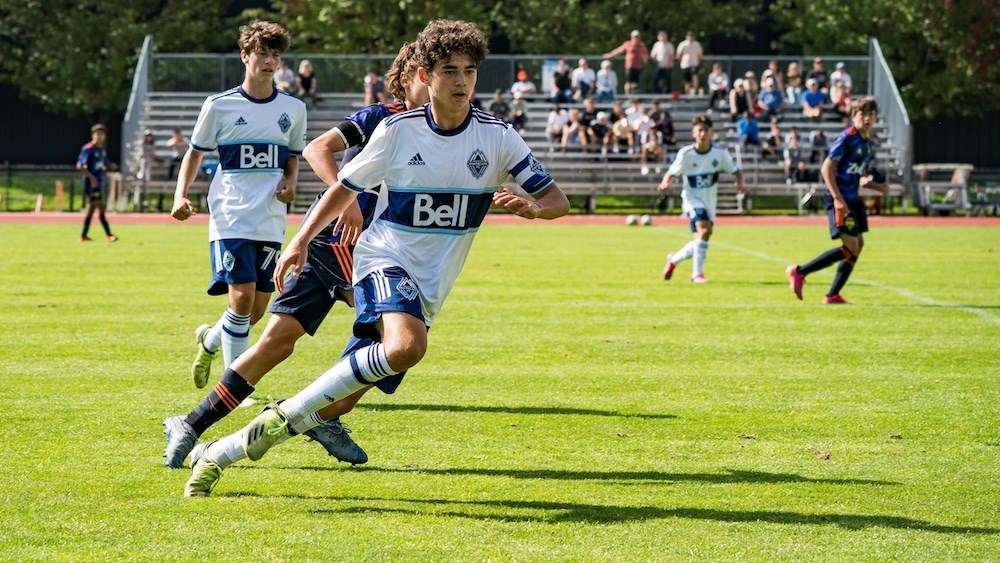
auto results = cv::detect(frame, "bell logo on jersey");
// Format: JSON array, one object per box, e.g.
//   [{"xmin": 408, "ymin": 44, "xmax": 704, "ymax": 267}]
[
  {"xmin": 240, "ymin": 144, "xmax": 279, "ymax": 169},
  {"xmin": 413, "ymin": 193, "xmax": 469, "ymax": 228}
]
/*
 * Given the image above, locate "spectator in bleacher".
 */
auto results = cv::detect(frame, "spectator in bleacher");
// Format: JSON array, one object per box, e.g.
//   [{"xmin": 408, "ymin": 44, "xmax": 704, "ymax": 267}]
[
  {"xmin": 296, "ymin": 59, "xmax": 318, "ymax": 107},
  {"xmin": 801, "ymin": 78, "xmax": 825, "ymax": 121},
  {"xmin": 705, "ymin": 63, "xmax": 730, "ymax": 113},
  {"xmin": 830, "ymin": 79, "xmax": 851, "ymax": 120},
  {"xmin": 76, "ymin": 124, "xmax": 117, "ymax": 242},
  {"xmin": 756, "ymin": 77, "xmax": 784, "ymax": 122},
  {"xmin": 728, "ymin": 78, "xmax": 753, "ymax": 121},
  {"xmin": 603, "ymin": 30, "xmax": 648, "ymax": 96},
  {"xmin": 760, "ymin": 59, "xmax": 785, "ymax": 93},
  {"xmin": 550, "ymin": 57, "xmax": 574, "ymax": 103},
  {"xmin": 510, "ymin": 69, "xmax": 537, "ymax": 99},
  {"xmin": 580, "ymin": 97, "xmax": 599, "ymax": 146},
  {"xmin": 588, "ymin": 111, "xmax": 612, "ymax": 155},
  {"xmin": 632, "ymin": 106, "xmax": 655, "ymax": 148},
  {"xmin": 806, "ymin": 57, "xmax": 829, "ymax": 95},
  {"xmin": 488, "ymin": 89, "xmax": 510, "ymax": 121},
  {"xmin": 509, "ymin": 91, "xmax": 528, "ymax": 132},
  {"xmin": 546, "ymin": 104, "xmax": 569, "ymax": 149},
  {"xmin": 737, "ymin": 111, "xmax": 760, "ymax": 146},
  {"xmin": 808, "ymin": 129, "xmax": 828, "ymax": 163},
  {"xmin": 166, "ymin": 128, "xmax": 190, "ymax": 180},
  {"xmin": 624, "ymin": 97, "xmax": 643, "ymax": 121},
  {"xmin": 274, "ymin": 62, "xmax": 295, "ymax": 93},
  {"xmin": 595, "ymin": 60, "xmax": 618, "ymax": 102},
  {"xmin": 363, "ymin": 68, "xmax": 386, "ymax": 105},
  {"xmin": 649, "ymin": 99, "xmax": 676, "ymax": 146},
  {"xmin": 793, "ymin": 160, "xmax": 818, "ymax": 184},
  {"xmin": 649, "ymin": 30, "xmax": 675, "ymax": 94},
  {"xmin": 785, "ymin": 61, "xmax": 803, "ymax": 105},
  {"xmin": 829, "ymin": 62, "xmax": 852, "ymax": 93},
  {"xmin": 136, "ymin": 129, "xmax": 164, "ymax": 183},
  {"xmin": 611, "ymin": 111, "xmax": 635, "ymax": 154},
  {"xmin": 675, "ymin": 31, "xmax": 704, "ymax": 95},
  {"xmin": 571, "ymin": 58, "xmax": 596, "ymax": 101},
  {"xmin": 761, "ymin": 119, "xmax": 784, "ymax": 161},
  {"xmin": 742, "ymin": 70, "xmax": 760, "ymax": 98},
  {"xmin": 783, "ymin": 126, "xmax": 807, "ymax": 182},
  {"xmin": 561, "ymin": 107, "xmax": 589, "ymax": 152},
  {"xmin": 640, "ymin": 129, "xmax": 665, "ymax": 175}
]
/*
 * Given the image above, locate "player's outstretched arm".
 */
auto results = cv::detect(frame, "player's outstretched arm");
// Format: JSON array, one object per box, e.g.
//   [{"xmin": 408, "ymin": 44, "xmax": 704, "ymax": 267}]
[
  {"xmin": 492, "ymin": 184, "xmax": 569, "ymax": 220},
  {"xmin": 171, "ymin": 148, "xmax": 205, "ymax": 221}
]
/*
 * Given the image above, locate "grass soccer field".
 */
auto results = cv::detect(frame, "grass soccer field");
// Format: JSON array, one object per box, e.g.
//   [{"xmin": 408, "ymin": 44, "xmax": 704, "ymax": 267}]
[{"xmin": 0, "ymin": 218, "xmax": 998, "ymax": 561}]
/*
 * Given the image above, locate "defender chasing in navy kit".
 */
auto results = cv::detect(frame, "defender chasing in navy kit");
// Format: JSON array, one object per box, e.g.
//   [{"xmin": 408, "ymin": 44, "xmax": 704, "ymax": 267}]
[{"xmin": 786, "ymin": 96, "xmax": 889, "ymax": 304}]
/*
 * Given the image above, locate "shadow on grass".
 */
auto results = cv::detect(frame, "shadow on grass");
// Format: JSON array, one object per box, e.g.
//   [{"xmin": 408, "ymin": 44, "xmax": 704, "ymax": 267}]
[
  {"xmin": 302, "ymin": 497, "xmax": 997, "ymax": 534},
  {"xmin": 259, "ymin": 465, "xmax": 896, "ymax": 486},
  {"xmin": 355, "ymin": 402, "xmax": 676, "ymax": 419}
]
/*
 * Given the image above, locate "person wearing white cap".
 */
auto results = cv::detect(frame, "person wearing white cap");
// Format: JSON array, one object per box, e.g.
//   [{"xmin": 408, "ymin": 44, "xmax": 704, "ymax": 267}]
[
  {"xmin": 829, "ymin": 62, "xmax": 852, "ymax": 92},
  {"xmin": 603, "ymin": 29, "xmax": 648, "ymax": 95}
]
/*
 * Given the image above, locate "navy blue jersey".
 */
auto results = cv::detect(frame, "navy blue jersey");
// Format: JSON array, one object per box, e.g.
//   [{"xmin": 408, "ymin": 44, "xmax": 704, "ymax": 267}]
[
  {"xmin": 826, "ymin": 126, "xmax": 874, "ymax": 202},
  {"xmin": 301, "ymin": 101, "xmax": 408, "ymax": 245},
  {"xmin": 77, "ymin": 142, "xmax": 108, "ymax": 194}
]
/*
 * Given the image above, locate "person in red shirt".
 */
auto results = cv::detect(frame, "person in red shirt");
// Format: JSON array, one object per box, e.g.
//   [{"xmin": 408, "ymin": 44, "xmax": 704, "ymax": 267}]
[{"xmin": 604, "ymin": 30, "xmax": 649, "ymax": 96}]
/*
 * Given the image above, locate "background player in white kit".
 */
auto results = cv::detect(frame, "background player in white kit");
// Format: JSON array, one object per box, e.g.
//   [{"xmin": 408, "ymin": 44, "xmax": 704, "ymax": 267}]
[
  {"xmin": 658, "ymin": 114, "xmax": 744, "ymax": 283},
  {"xmin": 183, "ymin": 18, "xmax": 569, "ymax": 497},
  {"xmin": 170, "ymin": 21, "xmax": 306, "ymax": 389}
]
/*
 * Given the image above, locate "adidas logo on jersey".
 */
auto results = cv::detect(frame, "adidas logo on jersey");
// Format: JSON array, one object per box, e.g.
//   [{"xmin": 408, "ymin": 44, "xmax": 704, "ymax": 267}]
[
  {"xmin": 235, "ymin": 116, "xmax": 248, "ymax": 126},
  {"xmin": 408, "ymin": 153, "xmax": 425, "ymax": 166}
]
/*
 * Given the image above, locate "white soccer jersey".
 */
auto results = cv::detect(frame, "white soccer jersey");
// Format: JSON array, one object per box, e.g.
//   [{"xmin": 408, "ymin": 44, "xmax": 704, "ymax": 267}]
[
  {"xmin": 190, "ymin": 87, "xmax": 307, "ymax": 243},
  {"xmin": 339, "ymin": 105, "xmax": 554, "ymax": 326},
  {"xmin": 666, "ymin": 143, "xmax": 739, "ymax": 221}
]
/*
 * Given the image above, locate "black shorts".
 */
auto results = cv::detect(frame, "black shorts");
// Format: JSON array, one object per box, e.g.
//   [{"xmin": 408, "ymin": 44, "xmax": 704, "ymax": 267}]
[
  {"xmin": 626, "ymin": 68, "xmax": 641, "ymax": 84},
  {"xmin": 268, "ymin": 239, "xmax": 352, "ymax": 336},
  {"xmin": 825, "ymin": 195, "xmax": 868, "ymax": 239},
  {"xmin": 683, "ymin": 65, "xmax": 700, "ymax": 82}
]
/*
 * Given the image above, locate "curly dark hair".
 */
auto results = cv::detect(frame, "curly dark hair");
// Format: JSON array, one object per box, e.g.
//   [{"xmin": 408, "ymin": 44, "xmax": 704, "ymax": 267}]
[
  {"xmin": 692, "ymin": 114, "xmax": 714, "ymax": 129},
  {"xmin": 414, "ymin": 19, "xmax": 488, "ymax": 73},
  {"xmin": 852, "ymin": 96, "xmax": 879, "ymax": 115},
  {"xmin": 238, "ymin": 20, "xmax": 291, "ymax": 54},
  {"xmin": 385, "ymin": 42, "xmax": 418, "ymax": 101}
]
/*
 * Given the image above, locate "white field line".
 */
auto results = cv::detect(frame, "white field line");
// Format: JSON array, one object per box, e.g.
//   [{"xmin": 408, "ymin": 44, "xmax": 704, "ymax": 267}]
[{"xmin": 712, "ymin": 239, "xmax": 1000, "ymax": 326}]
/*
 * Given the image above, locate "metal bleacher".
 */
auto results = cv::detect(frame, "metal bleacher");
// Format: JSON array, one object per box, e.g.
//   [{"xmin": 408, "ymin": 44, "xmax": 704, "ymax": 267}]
[{"xmin": 128, "ymin": 90, "xmax": 903, "ymax": 215}]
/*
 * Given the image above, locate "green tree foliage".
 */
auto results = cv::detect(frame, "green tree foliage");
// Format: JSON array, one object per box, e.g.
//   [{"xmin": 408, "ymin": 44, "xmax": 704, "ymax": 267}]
[
  {"xmin": 0, "ymin": 0, "xmax": 236, "ymax": 119},
  {"xmin": 770, "ymin": 0, "xmax": 1000, "ymax": 118}
]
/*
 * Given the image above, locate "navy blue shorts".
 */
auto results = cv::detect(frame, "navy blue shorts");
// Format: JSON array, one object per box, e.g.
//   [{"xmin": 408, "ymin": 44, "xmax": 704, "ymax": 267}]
[
  {"xmin": 207, "ymin": 239, "xmax": 281, "ymax": 296},
  {"xmin": 268, "ymin": 240, "xmax": 352, "ymax": 336},
  {"xmin": 351, "ymin": 266, "xmax": 426, "ymax": 341},
  {"xmin": 825, "ymin": 196, "xmax": 868, "ymax": 239},
  {"xmin": 687, "ymin": 207, "xmax": 713, "ymax": 232}
]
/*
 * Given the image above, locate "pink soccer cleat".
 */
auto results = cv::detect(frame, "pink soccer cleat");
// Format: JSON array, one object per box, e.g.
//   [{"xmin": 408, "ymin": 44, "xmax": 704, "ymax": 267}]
[
  {"xmin": 823, "ymin": 294, "xmax": 849, "ymax": 304},
  {"xmin": 786, "ymin": 265, "xmax": 804, "ymax": 300},
  {"xmin": 691, "ymin": 274, "xmax": 709, "ymax": 284},
  {"xmin": 662, "ymin": 255, "xmax": 676, "ymax": 281}
]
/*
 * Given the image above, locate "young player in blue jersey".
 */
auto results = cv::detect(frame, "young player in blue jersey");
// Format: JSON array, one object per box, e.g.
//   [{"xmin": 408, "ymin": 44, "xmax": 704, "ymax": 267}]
[
  {"xmin": 184, "ymin": 19, "xmax": 570, "ymax": 497},
  {"xmin": 170, "ymin": 21, "xmax": 306, "ymax": 389},
  {"xmin": 786, "ymin": 97, "xmax": 888, "ymax": 304},
  {"xmin": 76, "ymin": 124, "xmax": 117, "ymax": 242},
  {"xmin": 658, "ymin": 114, "xmax": 744, "ymax": 283},
  {"xmin": 163, "ymin": 42, "xmax": 429, "ymax": 470}
]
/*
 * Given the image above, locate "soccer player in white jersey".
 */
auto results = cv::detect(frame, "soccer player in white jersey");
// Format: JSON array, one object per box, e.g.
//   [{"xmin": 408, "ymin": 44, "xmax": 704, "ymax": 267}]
[
  {"xmin": 170, "ymin": 21, "xmax": 307, "ymax": 390},
  {"xmin": 184, "ymin": 19, "xmax": 569, "ymax": 497},
  {"xmin": 658, "ymin": 114, "xmax": 744, "ymax": 283}
]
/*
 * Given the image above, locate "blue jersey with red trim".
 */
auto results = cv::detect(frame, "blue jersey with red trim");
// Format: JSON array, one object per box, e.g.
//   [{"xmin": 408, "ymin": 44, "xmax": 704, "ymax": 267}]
[
  {"xmin": 77, "ymin": 142, "xmax": 108, "ymax": 193},
  {"xmin": 826, "ymin": 126, "xmax": 873, "ymax": 202}
]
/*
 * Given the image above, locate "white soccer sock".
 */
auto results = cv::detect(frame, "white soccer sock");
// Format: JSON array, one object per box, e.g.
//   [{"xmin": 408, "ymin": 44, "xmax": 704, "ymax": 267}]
[
  {"xmin": 220, "ymin": 308, "xmax": 251, "ymax": 368},
  {"xmin": 693, "ymin": 240, "xmax": 709, "ymax": 276},
  {"xmin": 280, "ymin": 343, "xmax": 398, "ymax": 426},
  {"xmin": 671, "ymin": 240, "xmax": 696, "ymax": 264},
  {"xmin": 203, "ymin": 318, "xmax": 224, "ymax": 353},
  {"xmin": 204, "ymin": 430, "xmax": 292, "ymax": 470},
  {"xmin": 289, "ymin": 411, "xmax": 326, "ymax": 435}
]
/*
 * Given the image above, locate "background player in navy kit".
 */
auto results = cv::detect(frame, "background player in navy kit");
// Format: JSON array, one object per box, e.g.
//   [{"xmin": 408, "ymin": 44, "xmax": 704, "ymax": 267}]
[
  {"xmin": 169, "ymin": 21, "xmax": 306, "ymax": 390},
  {"xmin": 786, "ymin": 96, "xmax": 888, "ymax": 304},
  {"xmin": 658, "ymin": 115, "xmax": 744, "ymax": 283},
  {"xmin": 162, "ymin": 42, "xmax": 428, "ymax": 469},
  {"xmin": 76, "ymin": 124, "xmax": 117, "ymax": 242},
  {"xmin": 183, "ymin": 19, "xmax": 569, "ymax": 497}
]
